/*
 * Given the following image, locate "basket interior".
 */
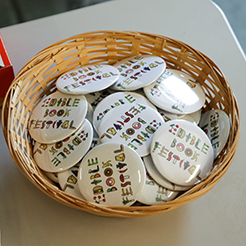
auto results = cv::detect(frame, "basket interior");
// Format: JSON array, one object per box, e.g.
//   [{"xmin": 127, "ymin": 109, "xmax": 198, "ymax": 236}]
[{"xmin": 1, "ymin": 31, "xmax": 240, "ymax": 217}]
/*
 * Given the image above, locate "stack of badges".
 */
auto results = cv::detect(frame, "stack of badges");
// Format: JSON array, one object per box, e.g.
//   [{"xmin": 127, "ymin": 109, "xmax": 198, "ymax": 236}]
[{"xmin": 28, "ymin": 55, "xmax": 231, "ymax": 207}]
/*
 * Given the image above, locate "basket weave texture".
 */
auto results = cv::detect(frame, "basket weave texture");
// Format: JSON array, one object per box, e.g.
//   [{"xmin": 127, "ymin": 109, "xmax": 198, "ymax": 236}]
[{"xmin": 1, "ymin": 31, "xmax": 240, "ymax": 217}]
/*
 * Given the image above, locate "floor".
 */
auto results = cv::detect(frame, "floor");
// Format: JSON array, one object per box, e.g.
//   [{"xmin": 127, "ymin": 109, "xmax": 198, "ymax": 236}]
[{"xmin": 0, "ymin": 0, "xmax": 245, "ymax": 53}]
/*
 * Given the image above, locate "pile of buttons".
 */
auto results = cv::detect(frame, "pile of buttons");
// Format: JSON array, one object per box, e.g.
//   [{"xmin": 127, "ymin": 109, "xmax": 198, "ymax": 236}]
[{"xmin": 28, "ymin": 55, "xmax": 231, "ymax": 207}]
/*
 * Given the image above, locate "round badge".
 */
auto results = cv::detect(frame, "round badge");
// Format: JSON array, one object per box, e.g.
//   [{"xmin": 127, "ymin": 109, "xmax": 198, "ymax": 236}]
[
  {"xmin": 110, "ymin": 55, "xmax": 166, "ymax": 91},
  {"xmin": 137, "ymin": 173, "xmax": 179, "ymax": 205},
  {"xmin": 33, "ymin": 119, "xmax": 93, "ymax": 172},
  {"xmin": 98, "ymin": 103, "xmax": 164, "ymax": 157},
  {"xmin": 143, "ymin": 155, "xmax": 192, "ymax": 191},
  {"xmin": 93, "ymin": 91, "xmax": 156, "ymax": 131},
  {"xmin": 199, "ymin": 109, "xmax": 230, "ymax": 158},
  {"xmin": 144, "ymin": 69, "xmax": 206, "ymax": 114},
  {"xmin": 78, "ymin": 143, "xmax": 146, "ymax": 206},
  {"xmin": 28, "ymin": 90, "xmax": 88, "ymax": 143},
  {"xmin": 56, "ymin": 65, "xmax": 120, "ymax": 95},
  {"xmin": 58, "ymin": 161, "xmax": 85, "ymax": 199},
  {"xmin": 158, "ymin": 108, "xmax": 201, "ymax": 124},
  {"xmin": 150, "ymin": 119, "xmax": 214, "ymax": 186}
]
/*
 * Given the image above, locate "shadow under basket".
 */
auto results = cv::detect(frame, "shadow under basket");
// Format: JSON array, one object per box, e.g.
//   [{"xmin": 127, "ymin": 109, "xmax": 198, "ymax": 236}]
[{"xmin": 1, "ymin": 31, "xmax": 240, "ymax": 217}]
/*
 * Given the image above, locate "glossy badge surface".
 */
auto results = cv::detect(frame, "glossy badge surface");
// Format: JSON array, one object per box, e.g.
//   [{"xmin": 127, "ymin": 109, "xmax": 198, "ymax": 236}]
[
  {"xmin": 93, "ymin": 91, "xmax": 156, "ymax": 131},
  {"xmin": 78, "ymin": 143, "xmax": 146, "ymax": 206},
  {"xmin": 28, "ymin": 91, "xmax": 88, "ymax": 143},
  {"xmin": 199, "ymin": 109, "xmax": 230, "ymax": 158},
  {"xmin": 144, "ymin": 69, "xmax": 206, "ymax": 114},
  {"xmin": 33, "ymin": 119, "xmax": 93, "ymax": 172},
  {"xmin": 98, "ymin": 103, "xmax": 164, "ymax": 157},
  {"xmin": 150, "ymin": 119, "xmax": 214, "ymax": 186},
  {"xmin": 110, "ymin": 55, "xmax": 166, "ymax": 91},
  {"xmin": 56, "ymin": 65, "xmax": 120, "ymax": 95}
]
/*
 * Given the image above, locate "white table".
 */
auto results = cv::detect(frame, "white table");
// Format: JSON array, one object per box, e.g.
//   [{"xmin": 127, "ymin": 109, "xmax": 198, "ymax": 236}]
[{"xmin": 1, "ymin": 0, "xmax": 246, "ymax": 245}]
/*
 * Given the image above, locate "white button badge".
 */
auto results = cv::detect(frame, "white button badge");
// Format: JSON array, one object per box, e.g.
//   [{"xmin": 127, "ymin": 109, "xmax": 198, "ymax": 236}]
[
  {"xmin": 110, "ymin": 55, "xmax": 166, "ymax": 91},
  {"xmin": 78, "ymin": 143, "xmax": 146, "ymax": 207},
  {"xmin": 93, "ymin": 91, "xmax": 156, "ymax": 131},
  {"xmin": 28, "ymin": 90, "xmax": 88, "ymax": 143},
  {"xmin": 56, "ymin": 65, "xmax": 120, "ymax": 95},
  {"xmin": 144, "ymin": 69, "xmax": 206, "ymax": 114},
  {"xmin": 33, "ymin": 119, "xmax": 93, "ymax": 172},
  {"xmin": 199, "ymin": 109, "xmax": 230, "ymax": 158},
  {"xmin": 98, "ymin": 103, "xmax": 164, "ymax": 157},
  {"xmin": 150, "ymin": 119, "xmax": 214, "ymax": 186}
]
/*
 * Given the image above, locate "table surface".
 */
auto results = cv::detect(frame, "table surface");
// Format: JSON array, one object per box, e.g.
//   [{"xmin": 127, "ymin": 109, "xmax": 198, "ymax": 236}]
[{"xmin": 1, "ymin": 0, "xmax": 246, "ymax": 245}]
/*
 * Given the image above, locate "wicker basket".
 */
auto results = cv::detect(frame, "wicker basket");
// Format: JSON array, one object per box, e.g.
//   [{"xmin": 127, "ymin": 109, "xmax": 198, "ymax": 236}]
[{"xmin": 1, "ymin": 30, "xmax": 240, "ymax": 217}]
